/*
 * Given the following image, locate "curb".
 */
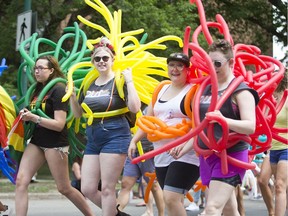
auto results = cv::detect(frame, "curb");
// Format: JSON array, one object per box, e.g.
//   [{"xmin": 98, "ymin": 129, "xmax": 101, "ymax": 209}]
[{"xmin": 1, "ymin": 192, "xmax": 65, "ymax": 200}]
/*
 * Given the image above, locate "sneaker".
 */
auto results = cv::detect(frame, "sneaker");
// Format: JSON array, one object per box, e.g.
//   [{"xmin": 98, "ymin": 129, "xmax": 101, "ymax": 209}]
[
  {"xmin": 0, "ymin": 205, "xmax": 13, "ymax": 216},
  {"xmin": 116, "ymin": 204, "xmax": 131, "ymax": 216},
  {"xmin": 186, "ymin": 202, "xmax": 200, "ymax": 211},
  {"xmin": 251, "ymin": 194, "xmax": 263, "ymax": 200}
]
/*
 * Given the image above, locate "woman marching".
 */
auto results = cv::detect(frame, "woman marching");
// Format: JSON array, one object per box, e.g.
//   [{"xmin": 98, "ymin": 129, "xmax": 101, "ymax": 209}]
[
  {"xmin": 198, "ymin": 39, "xmax": 259, "ymax": 216},
  {"xmin": 69, "ymin": 37, "xmax": 141, "ymax": 216},
  {"xmin": 15, "ymin": 55, "xmax": 94, "ymax": 216},
  {"xmin": 128, "ymin": 53, "xmax": 200, "ymax": 216}
]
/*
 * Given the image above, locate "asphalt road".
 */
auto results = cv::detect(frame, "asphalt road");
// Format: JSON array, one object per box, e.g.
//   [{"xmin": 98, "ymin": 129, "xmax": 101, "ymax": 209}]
[{"xmin": 1, "ymin": 193, "xmax": 268, "ymax": 216}]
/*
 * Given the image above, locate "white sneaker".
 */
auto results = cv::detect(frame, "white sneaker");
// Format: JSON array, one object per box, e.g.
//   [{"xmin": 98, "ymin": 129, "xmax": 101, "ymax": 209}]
[{"xmin": 186, "ymin": 202, "xmax": 199, "ymax": 211}]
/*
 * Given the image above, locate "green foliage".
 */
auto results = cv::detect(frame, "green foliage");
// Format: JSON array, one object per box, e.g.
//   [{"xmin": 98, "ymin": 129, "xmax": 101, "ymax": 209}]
[
  {"xmin": 0, "ymin": 0, "xmax": 286, "ymax": 92},
  {"xmin": 112, "ymin": 0, "xmax": 198, "ymax": 56}
]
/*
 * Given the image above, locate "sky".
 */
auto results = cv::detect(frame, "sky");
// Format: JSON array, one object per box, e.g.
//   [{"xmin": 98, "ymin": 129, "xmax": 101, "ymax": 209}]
[{"xmin": 273, "ymin": 37, "xmax": 287, "ymax": 60}]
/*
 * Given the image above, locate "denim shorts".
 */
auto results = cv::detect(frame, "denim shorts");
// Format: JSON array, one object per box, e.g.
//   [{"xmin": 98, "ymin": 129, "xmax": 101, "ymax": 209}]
[
  {"xmin": 123, "ymin": 154, "xmax": 155, "ymax": 183},
  {"xmin": 270, "ymin": 149, "xmax": 288, "ymax": 164},
  {"xmin": 84, "ymin": 116, "xmax": 131, "ymax": 155}
]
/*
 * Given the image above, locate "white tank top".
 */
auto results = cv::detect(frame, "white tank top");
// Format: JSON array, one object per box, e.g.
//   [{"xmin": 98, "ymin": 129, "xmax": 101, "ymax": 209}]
[{"xmin": 153, "ymin": 83, "xmax": 199, "ymax": 167}]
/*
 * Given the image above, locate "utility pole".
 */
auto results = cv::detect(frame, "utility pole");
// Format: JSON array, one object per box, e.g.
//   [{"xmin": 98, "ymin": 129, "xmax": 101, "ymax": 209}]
[
  {"xmin": 20, "ymin": 0, "xmax": 31, "ymax": 104},
  {"xmin": 24, "ymin": 0, "xmax": 31, "ymax": 11}
]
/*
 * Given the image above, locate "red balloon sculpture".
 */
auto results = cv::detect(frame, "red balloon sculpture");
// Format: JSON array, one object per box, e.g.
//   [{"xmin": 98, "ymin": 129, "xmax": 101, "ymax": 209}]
[{"xmin": 132, "ymin": 0, "xmax": 286, "ymax": 175}]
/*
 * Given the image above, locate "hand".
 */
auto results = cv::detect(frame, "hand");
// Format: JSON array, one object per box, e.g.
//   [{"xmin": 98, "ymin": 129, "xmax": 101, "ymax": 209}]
[
  {"xmin": 168, "ymin": 144, "xmax": 185, "ymax": 159},
  {"xmin": 66, "ymin": 82, "xmax": 76, "ymax": 97},
  {"xmin": 128, "ymin": 141, "xmax": 137, "ymax": 160},
  {"xmin": 21, "ymin": 108, "xmax": 35, "ymax": 122},
  {"xmin": 122, "ymin": 68, "xmax": 133, "ymax": 83},
  {"xmin": 205, "ymin": 110, "xmax": 225, "ymax": 123}
]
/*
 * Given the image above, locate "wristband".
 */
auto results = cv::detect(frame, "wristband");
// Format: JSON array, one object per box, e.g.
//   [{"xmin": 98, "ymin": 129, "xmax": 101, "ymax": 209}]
[
  {"xmin": 126, "ymin": 80, "xmax": 133, "ymax": 84},
  {"xmin": 36, "ymin": 116, "xmax": 42, "ymax": 125}
]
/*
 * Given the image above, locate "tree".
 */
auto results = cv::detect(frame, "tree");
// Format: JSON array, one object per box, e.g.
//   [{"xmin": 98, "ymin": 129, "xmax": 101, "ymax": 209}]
[
  {"xmin": 0, "ymin": 0, "xmax": 286, "ymax": 97},
  {"xmin": 202, "ymin": 0, "xmax": 287, "ymax": 63}
]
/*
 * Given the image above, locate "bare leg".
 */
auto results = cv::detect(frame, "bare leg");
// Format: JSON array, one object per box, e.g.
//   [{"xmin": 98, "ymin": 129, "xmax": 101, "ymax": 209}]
[
  {"xmin": 117, "ymin": 176, "xmax": 137, "ymax": 211},
  {"xmin": 205, "ymin": 180, "xmax": 240, "ymax": 216},
  {"xmin": 164, "ymin": 190, "xmax": 186, "ymax": 216},
  {"xmin": 81, "ymin": 155, "xmax": 102, "ymax": 207},
  {"xmin": 15, "ymin": 144, "xmax": 46, "ymax": 216},
  {"xmin": 257, "ymin": 156, "xmax": 274, "ymax": 215},
  {"xmin": 271, "ymin": 161, "xmax": 288, "ymax": 216},
  {"xmin": 100, "ymin": 153, "xmax": 126, "ymax": 216},
  {"xmin": 45, "ymin": 149, "xmax": 93, "ymax": 216},
  {"xmin": 151, "ymin": 181, "xmax": 165, "ymax": 216},
  {"xmin": 232, "ymin": 185, "xmax": 245, "ymax": 216}
]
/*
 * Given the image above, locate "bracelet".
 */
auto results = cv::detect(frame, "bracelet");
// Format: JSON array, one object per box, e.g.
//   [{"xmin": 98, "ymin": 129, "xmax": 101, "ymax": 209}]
[
  {"xmin": 126, "ymin": 80, "xmax": 133, "ymax": 84},
  {"xmin": 36, "ymin": 116, "xmax": 42, "ymax": 125}
]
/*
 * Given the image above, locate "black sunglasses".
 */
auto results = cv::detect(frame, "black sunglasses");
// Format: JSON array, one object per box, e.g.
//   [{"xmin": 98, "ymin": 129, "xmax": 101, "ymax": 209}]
[
  {"xmin": 94, "ymin": 56, "xmax": 110, "ymax": 62},
  {"xmin": 212, "ymin": 59, "xmax": 230, "ymax": 68}
]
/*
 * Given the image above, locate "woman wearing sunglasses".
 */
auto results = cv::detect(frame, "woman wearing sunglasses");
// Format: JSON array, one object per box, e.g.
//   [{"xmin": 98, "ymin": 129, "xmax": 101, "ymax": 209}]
[
  {"xmin": 69, "ymin": 37, "xmax": 140, "ymax": 216},
  {"xmin": 128, "ymin": 53, "xmax": 200, "ymax": 216},
  {"xmin": 198, "ymin": 39, "xmax": 259, "ymax": 216}
]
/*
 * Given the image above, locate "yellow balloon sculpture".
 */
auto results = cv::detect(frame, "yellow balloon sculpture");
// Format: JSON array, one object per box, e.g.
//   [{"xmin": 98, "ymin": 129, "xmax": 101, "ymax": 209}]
[
  {"xmin": 62, "ymin": 0, "xmax": 183, "ymax": 162},
  {"xmin": 63, "ymin": 0, "xmax": 183, "ymax": 106},
  {"xmin": 62, "ymin": 0, "xmax": 184, "ymax": 156}
]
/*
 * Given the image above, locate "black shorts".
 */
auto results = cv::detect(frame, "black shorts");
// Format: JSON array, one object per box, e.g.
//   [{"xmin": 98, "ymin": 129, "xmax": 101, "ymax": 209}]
[{"xmin": 155, "ymin": 161, "xmax": 199, "ymax": 194}]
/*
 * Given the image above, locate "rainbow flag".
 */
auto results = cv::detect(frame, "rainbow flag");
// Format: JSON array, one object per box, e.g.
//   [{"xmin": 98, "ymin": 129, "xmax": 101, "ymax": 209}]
[
  {"xmin": 0, "ymin": 86, "xmax": 18, "ymax": 183},
  {"xmin": 7, "ymin": 114, "xmax": 25, "ymax": 166}
]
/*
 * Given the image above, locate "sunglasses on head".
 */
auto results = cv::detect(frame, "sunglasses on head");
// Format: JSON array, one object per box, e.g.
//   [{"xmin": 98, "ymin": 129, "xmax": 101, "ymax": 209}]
[
  {"xmin": 212, "ymin": 59, "xmax": 229, "ymax": 68},
  {"xmin": 94, "ymin": 56, "xmax": 110, "ymax": 62}
]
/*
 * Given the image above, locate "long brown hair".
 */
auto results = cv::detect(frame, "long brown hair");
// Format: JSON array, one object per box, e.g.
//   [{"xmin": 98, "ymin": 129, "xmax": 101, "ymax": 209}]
[{"xmin": 32, "ymin": 55, "xmax": 65, "ymax": 99}]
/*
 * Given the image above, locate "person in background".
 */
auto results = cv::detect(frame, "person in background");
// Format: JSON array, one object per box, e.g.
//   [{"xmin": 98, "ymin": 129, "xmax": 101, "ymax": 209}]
[
  {"xmin": 117, "ymin": 136, "xmax": 165, "ymax": 216},
  {"xmin": 257, "ymin": 152, "xmax": 275, "ymax": 216},
  {"xmin": 198, "ymin": 39, "xmax": 259, "ymax": 216},
  {"xmin": 15, "ymin": 55, "xmax": 94, "ymax": 216},
  {"xmin": 69, "ymin": 37, "xmax": 141, "ymax": 216},
  {"xmin": 128, "ymin": 53, "xmax": 200, "ymax": 216},
  {"xmin": 269, "ymin": 71, "xmax": 288, "ymax": 216},
  {"xmin": 186, "ymin": 189, "xmax": 200, "ymax": 212},
  {"xmin": 71, "ymin": 154, "xmax": 83, "ymax": 193}
]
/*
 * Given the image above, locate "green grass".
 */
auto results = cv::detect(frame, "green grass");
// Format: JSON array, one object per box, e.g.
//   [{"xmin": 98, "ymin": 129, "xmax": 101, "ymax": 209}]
[
  {"xmin": 0, "ymin": 163, "xmax": 56, "ymax": 193},
  {"xmin": 0, "ymin": 163, "xmax": 140, "ymax": 194},
  {"xmin": 0, "ymin": 180, "xmax": 57, "ymax": 193}
]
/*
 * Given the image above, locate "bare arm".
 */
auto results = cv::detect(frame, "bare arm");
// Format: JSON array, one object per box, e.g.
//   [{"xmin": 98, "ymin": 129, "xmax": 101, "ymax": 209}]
[
  {"xmin": 128, "ymin": 103, "xmax": 154, "ymax": 159},
  {"xmin": 21, "ymin": 109, "xmax": 67, "ymax": 132},
  {"xmin": 69, "ymin": 93, "xmax": 83, "ymax": 118},
  {"xmin": 122, "ymin": 68, "xmax": 141, "ymax": 113},
  {"xmin": 206, "ymin": 90, "xmax": 257, "ymax": 134}
]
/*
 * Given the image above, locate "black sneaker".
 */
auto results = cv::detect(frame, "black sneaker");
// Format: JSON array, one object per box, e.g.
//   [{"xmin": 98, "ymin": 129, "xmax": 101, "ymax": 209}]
[{"xmin": 116, "ymin": 204, "xmax": 131, "ymax": 216}]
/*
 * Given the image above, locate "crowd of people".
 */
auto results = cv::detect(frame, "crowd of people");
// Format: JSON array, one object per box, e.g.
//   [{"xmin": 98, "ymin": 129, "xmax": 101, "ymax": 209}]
[{"xmin": 10, "ymin": 37, "xmax": 287, "ymax": 216}]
